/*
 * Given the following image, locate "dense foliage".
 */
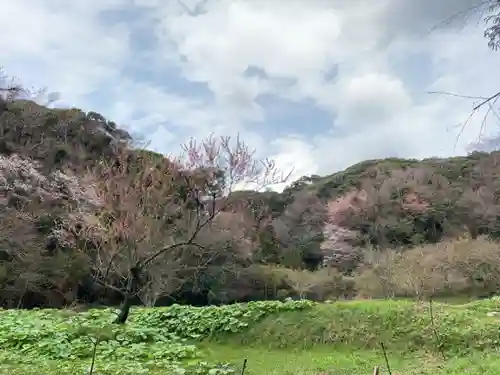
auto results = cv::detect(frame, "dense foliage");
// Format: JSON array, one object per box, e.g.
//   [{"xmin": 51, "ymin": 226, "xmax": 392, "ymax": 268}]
[
  {"xmin": 297, "ymin": 152, "xmax": 500, "ymax": 248},
  {"xmin": 0, "ymin": 300, "xmax": 313, "ymax": 374}
]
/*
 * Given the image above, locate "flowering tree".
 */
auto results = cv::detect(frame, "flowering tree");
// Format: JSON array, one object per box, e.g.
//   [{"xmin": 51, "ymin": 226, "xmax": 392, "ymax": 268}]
[
  {"xmin": 0, "ymin": 153, "xmax": 104, "ymax": 307},
  {"xmin": 91, "ymin": 135, "xmax": 288, "ymax": 323}
]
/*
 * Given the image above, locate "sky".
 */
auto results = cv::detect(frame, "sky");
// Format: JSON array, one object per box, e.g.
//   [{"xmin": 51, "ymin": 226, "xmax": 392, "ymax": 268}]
[{"xmin": 1, "ymin": 0, "xmax": 500, "ymax": 191}]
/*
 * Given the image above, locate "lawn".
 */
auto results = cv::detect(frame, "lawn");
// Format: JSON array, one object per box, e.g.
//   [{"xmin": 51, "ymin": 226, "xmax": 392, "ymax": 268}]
[{"xmin": 1, "ymin": 298, "xmax": 500, "ymax": 374}]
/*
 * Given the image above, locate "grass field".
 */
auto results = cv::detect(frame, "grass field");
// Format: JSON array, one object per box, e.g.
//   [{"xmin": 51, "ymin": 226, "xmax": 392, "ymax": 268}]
[{"xmin": 2, "ymin": 298, "xmax": 500, "ymax": 374}]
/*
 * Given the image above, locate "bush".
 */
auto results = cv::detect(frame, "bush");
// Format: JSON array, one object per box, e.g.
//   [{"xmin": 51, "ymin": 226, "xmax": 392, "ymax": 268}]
[
  {"xmin": 355, "ymin": 237, "xmax": 500, "ymax": 299},
  {"xmin": 244, "ymin": 265, "xmax": 355, "ymax": 301}
]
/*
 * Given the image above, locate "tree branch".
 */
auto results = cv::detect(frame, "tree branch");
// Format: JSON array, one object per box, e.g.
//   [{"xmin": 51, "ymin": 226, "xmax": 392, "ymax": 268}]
[
  {"xmin": 473, "ymin": 90, "xmax": 500, "ymax": 111},
  {"xmin": 93, "ymin": 278, "xmax": 127, "ymax": 297}
]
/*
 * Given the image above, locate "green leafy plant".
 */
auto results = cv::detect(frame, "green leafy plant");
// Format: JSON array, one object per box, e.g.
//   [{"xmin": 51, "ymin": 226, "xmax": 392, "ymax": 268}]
[{"xmin": 0, "ymin": 300, "xmax": 313, "ymax": 374}]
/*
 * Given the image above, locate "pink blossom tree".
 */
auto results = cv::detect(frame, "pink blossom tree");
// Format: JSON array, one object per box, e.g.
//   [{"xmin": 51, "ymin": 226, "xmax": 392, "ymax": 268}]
[{"xmin": 91, "ymin": 135, "xmax": 288, "ymax": 323}]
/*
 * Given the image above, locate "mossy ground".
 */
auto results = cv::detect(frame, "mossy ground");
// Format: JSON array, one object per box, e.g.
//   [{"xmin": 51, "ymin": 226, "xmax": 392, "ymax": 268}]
[{"xmin": 2, "ymin": 298, "xmax": 500, "ymax": 374}]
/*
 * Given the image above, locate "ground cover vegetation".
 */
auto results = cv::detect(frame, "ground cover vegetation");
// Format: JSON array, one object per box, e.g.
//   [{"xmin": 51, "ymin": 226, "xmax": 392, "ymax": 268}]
[{"xmin": 3, "ymin": 298, "xmax": 500, "ymax": 374}]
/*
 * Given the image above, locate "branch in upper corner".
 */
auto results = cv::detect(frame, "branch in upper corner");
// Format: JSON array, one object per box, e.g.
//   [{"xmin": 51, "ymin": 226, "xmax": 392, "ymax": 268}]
[
  {"xmin": 472, "ymin": 91, "xmax": 500, "ymax": 111},
  {"xmin": 427, "ymin": 90, "xmax": 500, "ymax": 150}
]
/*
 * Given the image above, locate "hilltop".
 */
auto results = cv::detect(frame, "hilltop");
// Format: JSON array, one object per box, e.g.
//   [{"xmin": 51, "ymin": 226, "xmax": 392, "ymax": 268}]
[
  {"xmin": 1, "ymin": 89, "xmax": 500, "ymax": 310},
  {"xmin": 287, "ymin": 150, "xmax": 500, "ymax": 248}
]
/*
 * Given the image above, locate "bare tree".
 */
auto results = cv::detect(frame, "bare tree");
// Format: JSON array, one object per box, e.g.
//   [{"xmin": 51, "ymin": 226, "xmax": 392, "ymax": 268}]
[
  {"xmin": 0, "ymin": 68, "xmax": 23, "ymax": 102},
  {"xmin": 429, "ymin": 1, "xmax": 500, "ymax": 148},
  {"xmin": 283, "ymin": 269, "xmax": 319, "ymax": 299},
  {"xmin": 483, "ymin": 0, "xmax": 500, "ymax": 50},
  {"xmin": 90, "ymin": 135, "xmax": 288, "ymax": 323},
  {"xmin": 0, "ymin": 68, "xmax": 46, "ymax": 104}
]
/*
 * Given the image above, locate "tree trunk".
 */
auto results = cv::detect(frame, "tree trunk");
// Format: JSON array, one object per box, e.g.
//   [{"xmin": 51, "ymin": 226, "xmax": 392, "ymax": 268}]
[
  {"xmin": 114, "ymin": 293, "xmax": 132, "ymax": 324},
  {"xmin": 113, "ymin": 266, "xmax": 141, "ymax": 324}
]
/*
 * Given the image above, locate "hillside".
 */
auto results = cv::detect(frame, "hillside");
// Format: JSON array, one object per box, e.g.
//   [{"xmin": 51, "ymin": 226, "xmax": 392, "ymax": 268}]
[
  {"xmin": 287, "ymin": 151, "xmax": 500, "ymax": 244},
  {"xmin": 2, "ymin": 89, "xmax": 500, "ymax": 310}
]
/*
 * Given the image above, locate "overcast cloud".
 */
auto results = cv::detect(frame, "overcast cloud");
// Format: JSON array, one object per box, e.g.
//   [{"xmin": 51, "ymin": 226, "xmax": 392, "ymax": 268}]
[{"xmin": 1, "ymin": 0, "xmax": 499, "ymax": 190}]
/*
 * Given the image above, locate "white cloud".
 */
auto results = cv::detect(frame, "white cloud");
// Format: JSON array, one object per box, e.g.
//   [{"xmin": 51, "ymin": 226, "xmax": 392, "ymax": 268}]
[
  {"xmin": 1, "ymin": 0, "xmax": 499, "ymax": 191},
  {"xmin": 267, "ymin": 136, "xmax": 319, "ymax": 190},
  {"xmin": 334, "ymin": 73, "xmax": 412, "ymax": 128},
  {"xmin": 164, "ymin": 0, "xmax": 342, "ymax": 77},
  {"xmin": 0, "ymin": 0, "xmax": 130, "ymax": 104},
  {"xmin": 155, "ymin": 0, "xmax": 344, "ymax": 114}
]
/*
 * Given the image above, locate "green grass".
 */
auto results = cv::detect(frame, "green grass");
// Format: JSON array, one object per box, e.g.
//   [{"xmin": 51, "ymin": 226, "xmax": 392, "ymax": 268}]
[
  {"xmin": 4, "ymin": 345, "xmax": 500, "ymax": 375},
  {"xmin": 200, "ymin": 344, "xmax": 415, "ymax": 374},
  {"xmin": 1, "ymin": 298, "xmax": 500, "ymax": 374},
  {"xmin": 209, "ymin": 298, "xmax": 500, "ymax": 352},
  {"xmin": 200, "ymin": 344, "xmax": 500, "ymax": 375}
]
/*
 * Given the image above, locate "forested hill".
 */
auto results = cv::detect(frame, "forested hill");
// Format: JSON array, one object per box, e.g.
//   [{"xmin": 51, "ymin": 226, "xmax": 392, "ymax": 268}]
[
  {"xmin": 1, "ymin": 94, "xmax": 499, "ymax": 309},
  {"xmin": 285, "ymin": 150, "xmax": 500, "ymax": 247}
]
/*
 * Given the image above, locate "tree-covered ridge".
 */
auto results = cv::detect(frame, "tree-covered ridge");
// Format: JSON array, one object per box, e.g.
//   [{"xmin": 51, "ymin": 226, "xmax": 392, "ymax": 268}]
[
  {"xmin": 0, "ymin": 91, "xmax": 292, "ymax": 311},
  {"xmin": 2, "ymin": 85, "xmax": 500, "ymax": 311},
  {"xmin": 287, "ymin": 150, "xmax": 500, "ymax": 249}
]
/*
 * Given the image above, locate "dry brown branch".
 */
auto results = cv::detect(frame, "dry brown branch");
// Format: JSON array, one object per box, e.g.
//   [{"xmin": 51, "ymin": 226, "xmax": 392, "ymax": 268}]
[
  {"xmin": 429, "ymin": 298, "xmax": 446, "ymax": 360},
  {"xmin": 429, "ymin": 0, "xmax": 494, "ymax": 33},
  {"xmin": 427, "ymin": 1, "xmax": 500, "ymax": 149},
  {"xmin": 0, "ymin": 68, "xmax": 46, "ymax": 103},
  {"xmin": 88, "ymin": 334, "xmax": 100, "ymax": 375},
  {"xmin": 379, "ymin": 342, "xmax": 392, "ymax": 375}
]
